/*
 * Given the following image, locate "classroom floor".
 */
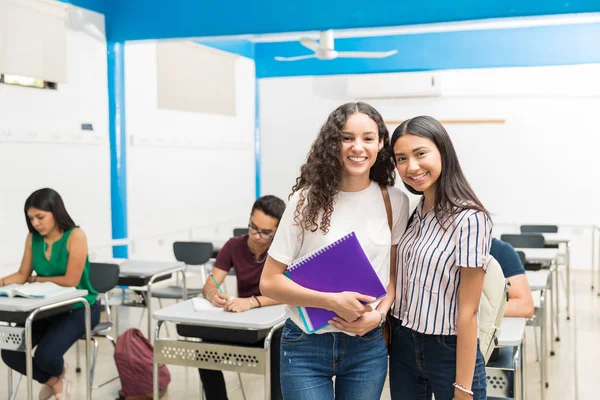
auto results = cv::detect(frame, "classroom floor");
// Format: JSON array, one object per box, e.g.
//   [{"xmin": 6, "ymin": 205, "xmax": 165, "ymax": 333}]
[{"xmin": 2, "ymin": 269, "xmax": 599, "ymax": 400}]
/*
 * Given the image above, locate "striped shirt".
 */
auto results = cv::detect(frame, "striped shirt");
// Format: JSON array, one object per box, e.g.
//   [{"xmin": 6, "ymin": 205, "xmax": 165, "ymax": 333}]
[{"xmin": 392, "ymin": 201, "xmax": 492, "ymax": 335}]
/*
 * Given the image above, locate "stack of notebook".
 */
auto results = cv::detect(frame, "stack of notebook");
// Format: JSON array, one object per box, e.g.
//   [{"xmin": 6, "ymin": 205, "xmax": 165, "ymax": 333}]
[{"xmin": 285, "ymin": 231, "xmax": 387, "ymax": 332}]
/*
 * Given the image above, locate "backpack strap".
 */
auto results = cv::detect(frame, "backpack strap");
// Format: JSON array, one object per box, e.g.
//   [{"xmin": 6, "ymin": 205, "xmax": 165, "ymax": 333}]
[{"xmin": 379, "ymin": 185, "xmax": 393, "ymax": 231}]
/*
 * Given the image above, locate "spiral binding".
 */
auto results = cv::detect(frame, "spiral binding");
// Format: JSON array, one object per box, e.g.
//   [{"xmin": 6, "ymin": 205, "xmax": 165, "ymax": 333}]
[{"xmin": 288, "ymin": 232, "xmax": 355, "ymax": 271}]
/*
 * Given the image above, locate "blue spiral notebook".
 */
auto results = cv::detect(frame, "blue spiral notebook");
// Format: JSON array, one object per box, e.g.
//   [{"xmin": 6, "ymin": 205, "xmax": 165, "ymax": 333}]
[{"xmin": 285, "ymin": 231, "xmax": 387, "ymax": 333}]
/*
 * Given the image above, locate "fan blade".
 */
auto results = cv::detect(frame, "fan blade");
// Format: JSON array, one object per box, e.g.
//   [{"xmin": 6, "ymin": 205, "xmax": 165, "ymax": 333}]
[
  {"xmin": 335, "ymin": 50, "xmax": 398, "ymax": 59},
  {"xmin": 299, "ymin": 37, "xmax": 320, "ymax": 52},
  {"xmin": 274, "ymin": 54, "xmax": 317, "ymax": 62}
]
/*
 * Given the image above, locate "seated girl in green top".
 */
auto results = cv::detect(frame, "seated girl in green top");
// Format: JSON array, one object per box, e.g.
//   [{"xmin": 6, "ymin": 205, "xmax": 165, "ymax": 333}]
[{"xmin": 0, "ymin": 188, "xmax": 100, "ymax": 400}]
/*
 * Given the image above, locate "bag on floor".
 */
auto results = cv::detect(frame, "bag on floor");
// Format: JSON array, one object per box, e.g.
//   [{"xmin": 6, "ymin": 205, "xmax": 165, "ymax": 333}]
[
  {"xmin": 479, "ymin": 255, "xmax": 509, "ymax": 364},
  {"xmin": 114, "ymin": 328, "xmax": 170, "ymax": 399}
]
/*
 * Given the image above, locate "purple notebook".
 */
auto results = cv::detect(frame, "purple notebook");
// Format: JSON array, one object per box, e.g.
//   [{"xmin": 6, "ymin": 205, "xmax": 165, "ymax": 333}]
[{"xmin": 285, "ymin": 231, "xmax": 387, "ymax": 333}]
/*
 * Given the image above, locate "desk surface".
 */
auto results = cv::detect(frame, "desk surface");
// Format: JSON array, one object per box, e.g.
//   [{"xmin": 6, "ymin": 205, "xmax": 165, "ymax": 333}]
[
  {"xmin": 153, "ymin": 299, "xmax": 287, "ymax": 330},
  {"xmin": 515, "ymin": 248, "xmax": 558, "ymax": 263},
  {"xmin": 526, "ymin": 270, "xmax": 551, "ymax": 291},
  {"xmin": 0, "ymin": 289, "xmax": 88, "ymax": 312},
  {"xmin": 119, "ymin": 260, "xmax": 184, "ymax": 278},
  {"xmin": 497, "ymin": 317, "xmax": 527, "ymax": 347}
]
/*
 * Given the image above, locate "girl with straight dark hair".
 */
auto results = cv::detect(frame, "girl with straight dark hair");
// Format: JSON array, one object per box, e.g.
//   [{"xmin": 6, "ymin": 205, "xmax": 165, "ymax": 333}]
[
  {"xmin": 388, "ymin": 116, "xmax": 491, "ymax": 400},
  {"xmin": 0, "ymin": 188, "xmax": 99, "ymax": 400},
  {"xmin": 260, "ymin": 102, "xmax": 410, "ymax": 399}
]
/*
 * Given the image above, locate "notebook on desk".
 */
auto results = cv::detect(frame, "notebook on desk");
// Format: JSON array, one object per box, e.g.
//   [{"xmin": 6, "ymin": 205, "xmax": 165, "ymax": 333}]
[
  {"xmin": 285, "ymin": 231, "xmax": 387, "ymax": 333},
  {"xmin": 0, "ymin": 282, "xmax": 76, "ymax": 299}
]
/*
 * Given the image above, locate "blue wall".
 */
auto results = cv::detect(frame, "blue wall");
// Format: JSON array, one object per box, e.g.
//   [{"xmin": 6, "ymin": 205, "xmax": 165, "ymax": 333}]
[
  {"xmin": 107, "ymin": 0, "xmax": 600, "ymax": 42},
  {"xmin": 58, "ymin": 0, "xmax": 107, "ymax": 15},
  {"xmin": 196, "ymin": 40, "xmax": 254, "ymax": 59},
  {"xmin": 255, "ymin": 23, "xmax": 600, "ymax": 78}
]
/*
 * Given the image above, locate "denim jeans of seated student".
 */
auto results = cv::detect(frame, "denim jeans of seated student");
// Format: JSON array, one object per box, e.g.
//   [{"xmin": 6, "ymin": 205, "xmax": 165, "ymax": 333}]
[
  {"xmin": 388, "ymin": 317, "xmax": 487, "ymax": 400},
  {"xmin": 279, "ymin": 319, "xmax": 388, "ymax": 400},
  {"xmin": 1, "ymin": 302, "xmax": 101, "ymax": 383}
]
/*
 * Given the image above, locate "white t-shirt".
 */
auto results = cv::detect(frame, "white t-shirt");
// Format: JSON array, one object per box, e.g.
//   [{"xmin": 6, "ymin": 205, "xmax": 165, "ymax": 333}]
[{"xmin": 268, "ymin": 181, "xmax": 410, "ymax": 334}]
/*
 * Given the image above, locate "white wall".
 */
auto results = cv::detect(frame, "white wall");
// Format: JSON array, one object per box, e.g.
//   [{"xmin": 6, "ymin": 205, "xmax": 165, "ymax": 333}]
[
  {"xmin": 260, "ymin": 65, "xmax": 600, "ymax": 269},
  {"xmin": 0, "ymin": 7, "xmax": 111, "ymax": 277},
  {"xmin": 124, "ymin": 42, "xmax": 256, "ymax": 261}
]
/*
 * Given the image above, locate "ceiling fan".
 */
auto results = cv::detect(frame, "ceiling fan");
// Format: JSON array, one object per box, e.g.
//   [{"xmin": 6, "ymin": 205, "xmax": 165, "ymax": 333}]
[{"xmin": 274, "ymin": 30, "xmax": 398, "ymax": 62}]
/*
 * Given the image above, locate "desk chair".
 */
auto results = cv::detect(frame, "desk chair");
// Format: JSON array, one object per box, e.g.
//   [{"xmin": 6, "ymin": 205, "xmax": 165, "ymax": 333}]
[
  {"xmin": 75, "ymin": 262, "xmax": 120, "ymax": 388},
  {"xmin": 503, "ymin": 235, "xmax": 561, "ymax": 366},
  {"xmin": 233, "ymin": 228, "xmax": 249, "ymax": 237},
  {"xmin": 151, "ymin": 242, "xmax": 213, "ymax": 301},
  {"xmin": 500, "ymin": 234, "xmax": 547, "ymax": 271},
  {"xmin": 520, "ymin": 225, "xmax": 558, "ymax": 234}
]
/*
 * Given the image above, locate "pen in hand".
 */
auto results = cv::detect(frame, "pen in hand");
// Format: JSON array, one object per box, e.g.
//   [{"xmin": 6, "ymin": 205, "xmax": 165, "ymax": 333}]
[{"xmin": 210, "ymin": 273, "xmax": 224, "ymax": 293}]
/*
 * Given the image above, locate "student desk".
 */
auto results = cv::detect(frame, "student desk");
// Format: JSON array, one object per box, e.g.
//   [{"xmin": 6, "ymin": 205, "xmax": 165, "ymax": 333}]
[
  {"xmin": 519, "ymin": 249, "xmax": 562, "ymax": 346},
  {"xmin": 543, "ymin": 237, "xmax": 571, "ymax": 320},
  {"xmin": 0, "ymin": 290, "xmax": 91, "ymax": 400},
  {"xmin": 486, "ymin": 317, "xmax": 527, "ymax": 400},
  {"xmin": 117, "ymin": 260, "xmax": 186, "ymax": 342},
  {"xmin": 152, "ymin": 300, "xmax": 286, "ymax": 399}
]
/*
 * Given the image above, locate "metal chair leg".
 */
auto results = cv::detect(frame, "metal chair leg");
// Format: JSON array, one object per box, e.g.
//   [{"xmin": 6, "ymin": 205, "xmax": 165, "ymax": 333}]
[
  {"xmin": 9, "ymin": 373, "xmax": 22, "ymax": 400},
  {"xmin": 90, "ymin": 338, "xmax": 99, "ymax": 388},
  {"xmin": 76, "ymin": 339, "xmax": 81, "ymax": 373},
  {"xmin": 238, "ymin": 373, "xmax": 247, "ymax": 400},
  {"xmin": 533, "ymin": 323, "xmax": 541, "ymax": 362},
  {"xmin": 92, "ymin": 335, "xmax": 120, "ymax": 389}
]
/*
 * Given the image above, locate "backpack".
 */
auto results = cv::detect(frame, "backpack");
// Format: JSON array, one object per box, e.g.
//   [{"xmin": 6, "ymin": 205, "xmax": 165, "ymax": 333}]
[
  {"xmin": 478, "ymin": 255, "xmax": 509, "ymax": 364},
  {"xmin": 114, "ymin": 328, "xmax": 171, "ymax": 399}
]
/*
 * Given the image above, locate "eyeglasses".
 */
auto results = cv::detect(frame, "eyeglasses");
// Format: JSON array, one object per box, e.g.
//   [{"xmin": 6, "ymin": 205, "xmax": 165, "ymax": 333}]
[{"xmin": 248, "ymin": 221, "xmax": 275, "ymax": 240}]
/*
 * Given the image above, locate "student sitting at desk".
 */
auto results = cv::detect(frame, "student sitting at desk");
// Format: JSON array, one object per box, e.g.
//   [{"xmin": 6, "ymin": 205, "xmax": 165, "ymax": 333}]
[
  {"xmin": 0, "ymin": 188, "xmax": 99, "ymax": 400},
  {"xmin": 490, "ymin": 238, "xmax": 535, "ymax": 318},
  {"xmin": 201, "ymin": 195, "xmax": 285, "ymax": 400}
]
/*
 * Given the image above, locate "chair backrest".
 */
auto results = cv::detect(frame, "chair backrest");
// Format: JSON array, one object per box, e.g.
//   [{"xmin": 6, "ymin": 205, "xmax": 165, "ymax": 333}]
[
  {"xmin": 233, "ymin": 228, "xmax": 249, "ymax": 237},
  {"xmin": 520, "ymin": 225, "xmax": 558, "ymax": 233},
  {"xmin": 500, "ymin": 234, "xmax": 545, "ymax": 249},
  {"xmin": 173, "ymin": 241, "xmax": 213, "ymax": 265},
  {"xmin": 88, "ymin": 262, "xmax": 120, "ymax": 294},
  {"xmin": 516, "ymin": 251, "xmax": 526, "ymax": 265}
]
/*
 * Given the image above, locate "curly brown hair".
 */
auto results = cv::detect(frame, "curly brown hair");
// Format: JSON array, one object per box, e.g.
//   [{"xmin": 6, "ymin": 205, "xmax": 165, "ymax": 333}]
[{"xmin": 290, "ymin": 102, "xmax": 396, "ymax": 234}]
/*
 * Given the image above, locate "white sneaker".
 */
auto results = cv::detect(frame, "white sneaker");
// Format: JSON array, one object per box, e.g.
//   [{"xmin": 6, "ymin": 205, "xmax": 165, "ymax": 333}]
[
  {"xmin": 39, "ymin": 364, "xmax": 68, "ymax": 400},
  {"xmin": 54, "ymin": 379, "xmax": 71, "ymax": 400}
]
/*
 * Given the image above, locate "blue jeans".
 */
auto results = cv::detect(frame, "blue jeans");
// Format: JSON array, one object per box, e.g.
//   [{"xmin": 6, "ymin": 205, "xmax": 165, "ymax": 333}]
[
  {"xmin": 280, "ymin": 319, "xmax": 388, "ymax": 400},
  {"xmin": 1, "ymin": 302, "xmax": 100, "ymax": 383},
  {"xmin": 388, "ymin": 317, "xmax": 487, "ymax": 400}
]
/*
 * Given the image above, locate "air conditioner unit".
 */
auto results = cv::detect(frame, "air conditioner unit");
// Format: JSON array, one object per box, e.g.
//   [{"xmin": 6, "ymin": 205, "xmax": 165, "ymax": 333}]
[{"xmin": 347, "ymin": 72, "xmax": 442, "ymax": 99}]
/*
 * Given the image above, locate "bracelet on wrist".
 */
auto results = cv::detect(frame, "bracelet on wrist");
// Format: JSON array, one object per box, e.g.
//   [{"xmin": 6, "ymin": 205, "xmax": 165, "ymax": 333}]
[
  {"xmin": 376, "ymin": 309, "xmax": 386, "ymax": 327},
  {"xmin": 253, "ymin": 295, "xmax": 262, "ymax": 308},
  {"xmin": 453, "ymin": 382, "xmax": 473, "ymax": 397},
  {"xmin": 248, "ymin": 297, "xmax": 254, "ymax": 308}
]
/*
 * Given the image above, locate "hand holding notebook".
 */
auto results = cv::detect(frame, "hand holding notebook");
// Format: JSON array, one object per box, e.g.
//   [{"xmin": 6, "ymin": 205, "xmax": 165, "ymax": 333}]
[{"xmin": 285, "ymin": 231, "xmax": 387, "ymax": 332}]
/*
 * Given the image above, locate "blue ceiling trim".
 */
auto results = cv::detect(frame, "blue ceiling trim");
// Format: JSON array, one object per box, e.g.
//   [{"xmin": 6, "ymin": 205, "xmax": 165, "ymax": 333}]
[
  {"xmin": 196, "ymin": 40, "xmax": 255, "ymax": 59},
  {"xmin": 58, "ymin": 0, "xmax": 107, "ymax": 15},
  {"xmin": 107, "ymin": 0, "xmax": 600, "ymax": 42},
  {"xmin": 255, "ymin": 23, "xmax": 600, "ymax": 78}
]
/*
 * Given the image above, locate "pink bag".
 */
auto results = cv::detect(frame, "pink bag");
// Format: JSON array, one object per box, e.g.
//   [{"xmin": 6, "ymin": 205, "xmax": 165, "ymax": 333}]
[{"xmin": 114, "ymin": 328, "xmax": 171, "ymax": 399}]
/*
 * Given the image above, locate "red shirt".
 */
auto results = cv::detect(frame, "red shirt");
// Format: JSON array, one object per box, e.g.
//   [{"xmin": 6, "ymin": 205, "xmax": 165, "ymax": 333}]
[{"xmin": 213, "ymin": 234, "xmax": 267, "ymax": 298}]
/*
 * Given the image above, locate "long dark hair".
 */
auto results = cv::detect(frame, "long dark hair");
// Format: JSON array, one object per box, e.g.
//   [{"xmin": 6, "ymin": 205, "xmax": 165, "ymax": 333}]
[
  {"xmin": 24, "ymin": 188, "xmax": 77, "ymax": 234},
  {"xmin": 291, "ymin": 102, "xmax": 395, "ymax": 234},
  {"xmin": 391, "ymin": 116, "xmax": 490, "ymax": 225}
]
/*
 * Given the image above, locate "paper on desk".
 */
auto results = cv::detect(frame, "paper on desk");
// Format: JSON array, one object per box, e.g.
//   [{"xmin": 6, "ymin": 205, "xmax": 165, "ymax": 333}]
[{"xmin": 192, "ymin": 297, "xmax": 225, "ymax": 312}]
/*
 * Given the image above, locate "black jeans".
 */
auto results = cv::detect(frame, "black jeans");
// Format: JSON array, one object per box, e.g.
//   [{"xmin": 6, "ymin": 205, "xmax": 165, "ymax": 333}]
[
  {"xmin": 198, "ymin": 327, "xmax": 283, "ymax": 400},
  {"xmin": 1, "ymin": 302, "xmax": 100, "ymax": 383}
]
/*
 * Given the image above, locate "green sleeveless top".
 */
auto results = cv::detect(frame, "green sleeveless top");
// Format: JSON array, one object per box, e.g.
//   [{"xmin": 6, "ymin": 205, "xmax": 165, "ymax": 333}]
[{"xmin": 31, "ymin": 228, "xmax": 98, "ymax": 308}]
